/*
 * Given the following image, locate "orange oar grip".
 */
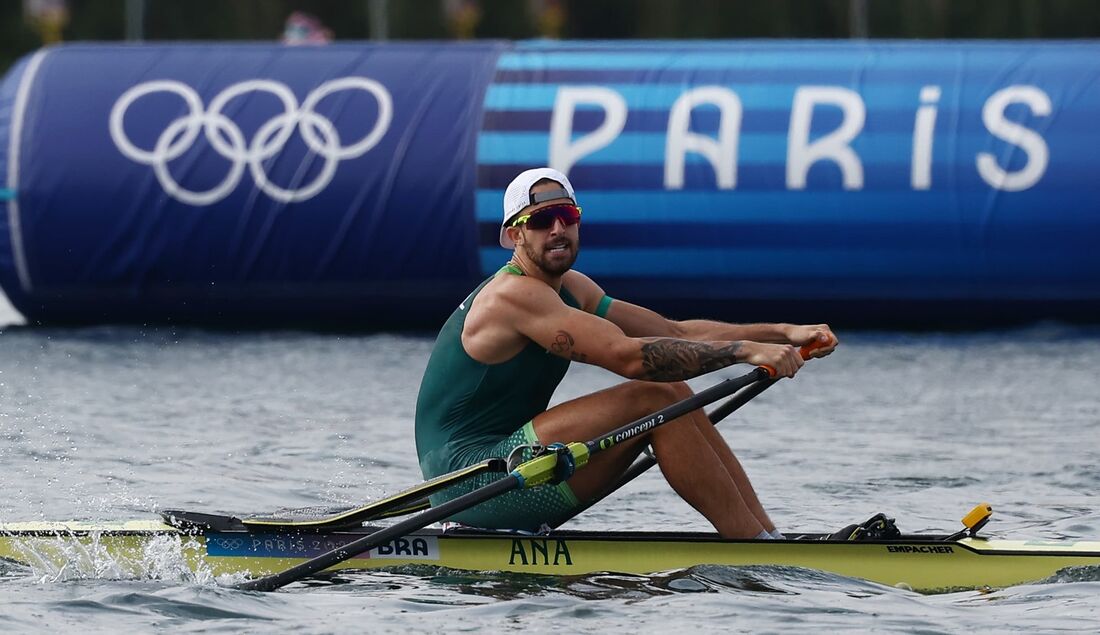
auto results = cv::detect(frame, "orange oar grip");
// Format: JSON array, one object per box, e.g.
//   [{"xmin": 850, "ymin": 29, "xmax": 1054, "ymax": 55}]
[
  {"xmin": 800, "ymin": 337, "xmax": 830, "ymax": 358},
  {"xmin": 761, "ymin": 337, "xmax": 830, "ymax": 378}
]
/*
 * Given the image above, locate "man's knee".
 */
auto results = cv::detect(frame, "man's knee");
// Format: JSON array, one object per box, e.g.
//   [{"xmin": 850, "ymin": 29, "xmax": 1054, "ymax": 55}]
[
  {"xmin": 628, "ymin": 380, "xmax": 693, "ymax": 411},
  {"xmin": 666, "ymin": 381, "xmax": 693, "ymax": 399}
]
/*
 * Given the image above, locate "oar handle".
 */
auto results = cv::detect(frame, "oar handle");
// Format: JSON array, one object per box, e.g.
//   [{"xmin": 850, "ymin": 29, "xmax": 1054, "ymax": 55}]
[{"xmin": 760, "ymin": 337, "xmax": 830, "ymax": 378}]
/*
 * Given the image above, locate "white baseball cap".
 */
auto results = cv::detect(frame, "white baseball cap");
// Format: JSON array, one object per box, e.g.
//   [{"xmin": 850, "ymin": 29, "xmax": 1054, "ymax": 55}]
[{"xmin": 499, "ymin": 167, "xmax": 577, "ymax": 248}]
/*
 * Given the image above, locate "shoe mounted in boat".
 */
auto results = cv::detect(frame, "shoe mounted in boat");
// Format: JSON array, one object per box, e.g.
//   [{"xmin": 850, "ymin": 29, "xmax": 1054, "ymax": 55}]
[{"xmin": 826, "ymin": 513, "xmax": 901, "ymax": 541}]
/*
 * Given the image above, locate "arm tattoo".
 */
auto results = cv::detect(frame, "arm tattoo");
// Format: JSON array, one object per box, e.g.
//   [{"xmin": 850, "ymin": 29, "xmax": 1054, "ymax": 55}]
[
  {"xmin": 550, "ymin": 330, "xmax": 588, "ymax": 362},
  {"xmin": 640, "ymin": 338, "xmax": 742, "ymax": 381}
]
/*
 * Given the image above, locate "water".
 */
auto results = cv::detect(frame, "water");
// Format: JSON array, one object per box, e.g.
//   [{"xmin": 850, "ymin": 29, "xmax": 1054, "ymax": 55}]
[{"xmin": 1, "ymin": 321, "xmax": 1099, "ymax": 632}]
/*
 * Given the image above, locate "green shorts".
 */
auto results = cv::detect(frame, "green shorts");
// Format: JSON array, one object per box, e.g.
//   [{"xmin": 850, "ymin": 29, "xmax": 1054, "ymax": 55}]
[{"xmin": 428, "ymin": 422, "xmax": 582, "ymax": 532}]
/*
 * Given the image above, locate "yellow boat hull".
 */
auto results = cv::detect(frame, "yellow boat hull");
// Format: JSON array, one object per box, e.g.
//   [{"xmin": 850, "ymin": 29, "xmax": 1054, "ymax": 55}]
[{"xmin": 3, "ymin": 520, "xmax": 1098, "ymax": 593}]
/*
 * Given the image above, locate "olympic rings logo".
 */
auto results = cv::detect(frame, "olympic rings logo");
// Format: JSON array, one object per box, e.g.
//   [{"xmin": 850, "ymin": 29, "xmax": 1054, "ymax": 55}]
[
  {"xmin": 213, "ymin": 537, "xmax": 244, "ymax": 550},
  {"xmin": 109, "ymin": 77, "xmax": 393, "ymax": 205}
]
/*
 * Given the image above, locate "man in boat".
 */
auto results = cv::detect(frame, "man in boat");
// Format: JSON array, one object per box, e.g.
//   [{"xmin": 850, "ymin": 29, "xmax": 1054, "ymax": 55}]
[{"xmin": 415, "ymin": 167, "xmax": 837, "ymax": 539}]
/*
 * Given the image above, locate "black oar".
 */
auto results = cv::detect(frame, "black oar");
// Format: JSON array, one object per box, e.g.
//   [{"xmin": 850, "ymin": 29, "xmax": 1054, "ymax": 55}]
[
  {"xmin": 235, "ymin": 365, "xmax": 772, "ymax": 592},
  {"xmin": 583, "ymin": 340, "xmax": 827, "ymax": 508},
  {"xmin": 706, "ymin": 378, "xmax": 775, "ymax": 427}
]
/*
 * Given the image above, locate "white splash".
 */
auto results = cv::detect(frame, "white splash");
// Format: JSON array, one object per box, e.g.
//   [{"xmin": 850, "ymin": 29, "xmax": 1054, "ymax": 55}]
[{"xmin": 6, "ymin": 530, "xmax": 245, "ymax": 586}]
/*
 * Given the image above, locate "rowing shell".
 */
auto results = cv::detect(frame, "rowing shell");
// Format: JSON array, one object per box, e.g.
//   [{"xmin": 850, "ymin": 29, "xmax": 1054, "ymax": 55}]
[{"xmin": 2, "ymin": 518, "xmax": 1098, "ymax": 593}]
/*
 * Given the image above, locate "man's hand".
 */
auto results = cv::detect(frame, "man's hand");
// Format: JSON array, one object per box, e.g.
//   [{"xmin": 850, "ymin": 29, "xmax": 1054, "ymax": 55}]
[
  {"xmin": 741, "ymin": 342, "xmax": 804, "ymax": 378},
  {"xmin": 783, "ymin": 324, "xmax": 838, "ymax": 358}
]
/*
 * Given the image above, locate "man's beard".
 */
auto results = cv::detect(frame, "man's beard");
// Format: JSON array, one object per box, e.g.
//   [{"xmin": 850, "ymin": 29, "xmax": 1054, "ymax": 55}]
[{"xmin": 522, "ymin": 238, "xmax": 577, "ymax": 276}]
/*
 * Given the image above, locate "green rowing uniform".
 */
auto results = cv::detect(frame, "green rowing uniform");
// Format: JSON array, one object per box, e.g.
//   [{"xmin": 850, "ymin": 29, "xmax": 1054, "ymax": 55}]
[{"xmin": 415, "ymin": 263, "xmax": 612, "ymax": 531}]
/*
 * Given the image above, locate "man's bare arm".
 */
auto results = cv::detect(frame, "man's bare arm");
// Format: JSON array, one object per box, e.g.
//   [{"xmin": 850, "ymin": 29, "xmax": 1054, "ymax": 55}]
[
  {"xmin": 505, "ymin": 278, "xmax": 803, "ymax": 380},
  {"xmin": 603, "ymin": 299, "xmax": 837, "ymax": 358},
  {"xmin": 639, "ymin": 338, "xmax": 743, "ymax": 381}
]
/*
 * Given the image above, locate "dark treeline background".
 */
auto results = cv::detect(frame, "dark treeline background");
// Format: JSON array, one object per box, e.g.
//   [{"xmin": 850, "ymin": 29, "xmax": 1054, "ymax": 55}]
[{"xmin": 5, "ymin": 0, "xmax": 1100, "ymax": 72}]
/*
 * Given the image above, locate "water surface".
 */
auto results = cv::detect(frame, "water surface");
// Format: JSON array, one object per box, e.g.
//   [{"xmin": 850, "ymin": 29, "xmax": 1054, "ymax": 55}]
[{"xmin": 1, "ymin": 323, "xmax": 1098, "ymax": 632}]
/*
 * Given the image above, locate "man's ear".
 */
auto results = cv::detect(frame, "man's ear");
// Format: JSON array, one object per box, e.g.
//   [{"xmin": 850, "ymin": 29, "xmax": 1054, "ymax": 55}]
[{"xmin": 506, "ymin": 225, "xmax": 524, "ymax": 246}]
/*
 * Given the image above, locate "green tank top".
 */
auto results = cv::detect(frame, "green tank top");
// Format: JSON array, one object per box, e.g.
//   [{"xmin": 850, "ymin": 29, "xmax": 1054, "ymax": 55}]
[{"xmin": 415, "ymin": 264, "xmax": 584, "ymax": 478}]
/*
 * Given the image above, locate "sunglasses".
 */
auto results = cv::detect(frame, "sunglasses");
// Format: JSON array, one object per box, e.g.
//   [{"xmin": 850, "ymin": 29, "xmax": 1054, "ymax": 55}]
[{"xmin": 510, "ymin": 204, "xmax": 582, "ymax": 231}]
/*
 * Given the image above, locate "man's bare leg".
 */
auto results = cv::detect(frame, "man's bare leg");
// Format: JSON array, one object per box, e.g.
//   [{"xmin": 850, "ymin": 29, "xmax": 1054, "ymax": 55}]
[
  {"xmin": 532, "ymin": 380, "xmax": 766, "ymax": 538},
  {"xmin": 690, "ymin": 411, "xmax": 776, "ymax": 533},
  {"xmin": 652, "ymin": 380, "xmax": 778, "ymax": 532}
]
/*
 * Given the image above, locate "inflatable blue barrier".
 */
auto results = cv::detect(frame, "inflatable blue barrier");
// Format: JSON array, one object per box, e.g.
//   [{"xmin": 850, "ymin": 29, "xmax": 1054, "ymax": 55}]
[{"xmin": 1, "ymin": 40, "xmax": 1097, "ymax": 327}]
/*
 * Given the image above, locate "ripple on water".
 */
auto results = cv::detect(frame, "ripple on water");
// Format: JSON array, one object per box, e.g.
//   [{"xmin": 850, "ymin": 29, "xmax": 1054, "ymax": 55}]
[
  {"xmin": 0, "ymin": 559, "xmax": 30, "ymax": 580},
  {"xmin": 60, "ymin": 588, "xmax": 276, "ymax": 622}
]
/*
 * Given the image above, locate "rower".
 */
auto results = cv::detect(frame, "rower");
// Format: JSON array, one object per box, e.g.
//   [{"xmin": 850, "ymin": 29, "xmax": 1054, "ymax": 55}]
[{"xmin": 414, "ymin": 167, "xmax": 838, "ymax": 539}]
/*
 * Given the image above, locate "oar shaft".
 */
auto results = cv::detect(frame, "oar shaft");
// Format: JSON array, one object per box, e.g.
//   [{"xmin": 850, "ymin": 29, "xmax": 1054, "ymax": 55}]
[
  {"xmin": 705, "ymin": 377, "xmax": 775, "ymax": 425},
  {"xmin": 585, "ymin": 367, "xmax": 769, "ymax": 456},
  {"xmin": 236, "ymin": 474, "xmax": 520, "ymax": 592}
]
